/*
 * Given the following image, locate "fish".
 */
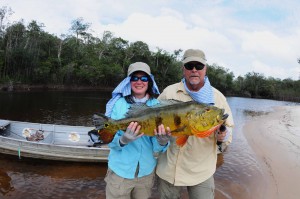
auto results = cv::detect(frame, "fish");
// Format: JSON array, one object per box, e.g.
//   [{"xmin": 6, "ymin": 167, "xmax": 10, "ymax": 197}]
[{"xmin": 92, "ymin": 101, "xmax": 228, "ymax": 147}]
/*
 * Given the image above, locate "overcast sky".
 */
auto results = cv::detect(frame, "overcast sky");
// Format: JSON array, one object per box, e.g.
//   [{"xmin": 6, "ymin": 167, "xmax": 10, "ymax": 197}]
[{"xmin": 2, "ymin": 0, "xmax": 300, "ymax": 80}]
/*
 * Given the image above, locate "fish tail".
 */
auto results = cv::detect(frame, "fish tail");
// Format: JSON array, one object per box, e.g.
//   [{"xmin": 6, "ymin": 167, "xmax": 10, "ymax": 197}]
[
  {"xmin": 92, "ymin": 113, "xmax": 110, "ymax": 130},
  {"xmin": 90, "ymin": 114, "xmax": 116, "ymax": 144}
]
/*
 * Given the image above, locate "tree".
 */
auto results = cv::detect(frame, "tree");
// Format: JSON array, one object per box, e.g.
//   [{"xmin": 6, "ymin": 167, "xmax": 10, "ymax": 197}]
[
  {"xmin": 123, "ymin": 41, "xmax": 151, "ymax": 71},
  {"xmin": 69, "ymin": 18, "xmax": 91, "ymax": 68},
  {"xmin": 232, "ymin": 76, "xmax": 247, "ymax": 96},
  {"xmin": 2, "ymin": 21, "xmax": 27, "ymax": 80},
  {"xmin": 243, "ymin": 72, "xmax": 266, "ymax": 97},
  {"xmin": 151, "ymin": 48, "xmax": 182, "ymax": 90},
  {"xmin": 95, "ymin": 31, "xmax": 114, "ymax": 61},
  {"xmin": 206, "ymin": 64, "xmax": 234, "ymax": 95},
  {"xmin": 0, "ymin": 6, "xmax": 13, "ymax": 36},
  {"xmin": 70, "ymin": 18, "xmax": 90, "ymax": 44}
]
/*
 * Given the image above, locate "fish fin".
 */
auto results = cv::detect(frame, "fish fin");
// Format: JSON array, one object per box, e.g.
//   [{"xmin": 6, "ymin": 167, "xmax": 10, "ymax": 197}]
[
  {"xmin": 176, "ymin": 135, "xmax": 189, "ymax": 147},
  {"xmin": 195, "ymin": 124, "xmax": 221, "ymax": 138},
  {"xmin": 158, "ymin": 99, "xmax": 183, "ymax": 106},
  {"xmin": 170, "ymin": 125, "xmax": 187, "ymax": 134},
  {"xmin": 126, "ymin": 104, "xmax": 149, "ymax": 117},
  {"xmin": 93, "ymin": 113, "xmax": 109, "ymax": 120},
  {"xmin": 126, "ymin": 100, "xmax": 185, "ymax": 118}
]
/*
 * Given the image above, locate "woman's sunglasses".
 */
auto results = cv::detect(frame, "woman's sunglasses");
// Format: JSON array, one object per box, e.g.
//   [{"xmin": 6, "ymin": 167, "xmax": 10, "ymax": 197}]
[
  {"xmin": 184, "ymin": 62, "xmax": 205, "ymax": 70},
  {"xmin": 130, "ymin": 75, "xmax": 149, "ymax": 82}
]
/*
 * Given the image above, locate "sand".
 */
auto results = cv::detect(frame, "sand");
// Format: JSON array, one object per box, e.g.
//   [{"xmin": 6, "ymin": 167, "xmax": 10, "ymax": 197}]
[{"xmin": 244, "ymin": 105, "xmax": 300, "ymax": 199}]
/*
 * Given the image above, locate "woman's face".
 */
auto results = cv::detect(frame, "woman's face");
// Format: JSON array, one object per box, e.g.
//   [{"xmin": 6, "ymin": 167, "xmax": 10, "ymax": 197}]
[{"xmin": 130, "ymin": 71, "xmax": 149, "ymax": 99}]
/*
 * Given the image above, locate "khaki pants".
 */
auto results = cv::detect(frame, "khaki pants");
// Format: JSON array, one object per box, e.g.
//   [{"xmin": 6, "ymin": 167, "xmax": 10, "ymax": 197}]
[
  {"xmin": 104, "ymin": 169, "xmax": 155, "ymax": 199},
  {"xmin": 158, "ymin": 176, "xmax": 215, "ymax": 199}
]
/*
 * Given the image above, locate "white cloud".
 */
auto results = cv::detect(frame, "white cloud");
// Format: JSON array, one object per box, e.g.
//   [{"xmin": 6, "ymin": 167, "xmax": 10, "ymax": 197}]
[{"xmin": 241, "ymin": 31, "xmax": 293, "ymax": 60}]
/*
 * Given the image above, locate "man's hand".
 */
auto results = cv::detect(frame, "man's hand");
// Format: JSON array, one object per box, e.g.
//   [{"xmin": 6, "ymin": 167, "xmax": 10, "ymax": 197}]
[
  {"xmin": 154, "ymin": 124, "xmax": 171, "ymax": 146},
  {"xmin": 120, "ymin": 122, "xmax": 144, "ymax": 145},
  {"xmin": 216, "ymin": 124, "xmax": 227, "ymax": 143}
]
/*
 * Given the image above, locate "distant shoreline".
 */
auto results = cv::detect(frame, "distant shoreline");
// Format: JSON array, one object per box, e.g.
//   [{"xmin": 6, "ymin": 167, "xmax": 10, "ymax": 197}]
[
  {"xmin": 1, "ymin": 83, "xmax": 299, "ymax": 103},
  {"xmin": 0, "ymin": 84, "xmax": 114, "ymax": 92}
]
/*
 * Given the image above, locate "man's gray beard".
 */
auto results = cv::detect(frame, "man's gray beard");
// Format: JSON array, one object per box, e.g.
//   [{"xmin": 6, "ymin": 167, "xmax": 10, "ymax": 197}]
[{"xmin": 189, "ymin": 79, "xmax": 201, "ymax": 85}]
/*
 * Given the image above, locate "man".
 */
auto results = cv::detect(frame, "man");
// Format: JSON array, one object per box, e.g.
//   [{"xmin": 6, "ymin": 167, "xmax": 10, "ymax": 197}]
[{"xmin": 156, "ymin": 49, "xmax": 234, "ymax": 199}]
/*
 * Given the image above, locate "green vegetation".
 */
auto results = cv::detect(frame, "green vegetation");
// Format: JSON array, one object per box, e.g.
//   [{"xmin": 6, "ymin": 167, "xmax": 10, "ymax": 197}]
[{"xmin": 0, "ymin": 6, "xmax": 299, "ymax": 102}]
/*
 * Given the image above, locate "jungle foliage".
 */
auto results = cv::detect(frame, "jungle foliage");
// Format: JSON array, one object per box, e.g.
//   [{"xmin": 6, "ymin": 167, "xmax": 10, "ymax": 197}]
[{"xmin": 0, "ymin": 7, "xmax": 299, "ymax": 102}]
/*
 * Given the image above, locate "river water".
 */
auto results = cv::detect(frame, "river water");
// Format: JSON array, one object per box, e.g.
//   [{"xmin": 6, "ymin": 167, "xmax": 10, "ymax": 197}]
[{"xmin": 0, "ymin": 91, "xmax": 298, "ymax": 199}]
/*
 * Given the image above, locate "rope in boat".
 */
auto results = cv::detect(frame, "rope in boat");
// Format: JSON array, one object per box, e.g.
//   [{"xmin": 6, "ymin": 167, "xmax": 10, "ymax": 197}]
[
  {"xmin": 5, "ymin": 129, "xmax": 42, "ymax": 159},
  {"xmin": 5, "ymin": 130, "xmax": 24, "ymax": 159},
  {"xmin": 18, "ymin": 144, "xmax": 21, "ymax": 159}
]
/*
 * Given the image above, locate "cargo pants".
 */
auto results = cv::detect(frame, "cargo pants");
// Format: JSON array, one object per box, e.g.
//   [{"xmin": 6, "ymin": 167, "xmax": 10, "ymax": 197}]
[
  {"xmin": 104, "ymin": 169, "xmax": 155, "ymax": 199},
  {"xmin": 158, "ymin": 175, "xmax": 215, "ymax": 199}
]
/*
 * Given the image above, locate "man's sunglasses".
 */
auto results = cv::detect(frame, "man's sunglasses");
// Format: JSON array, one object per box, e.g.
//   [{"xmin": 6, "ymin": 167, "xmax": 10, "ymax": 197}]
[
  {"xmin": 130, "ymin": 75, "xmax": 149, "ymax": 82},
  {"xmin": 184, "ymin": 62, "xmax": 205, "ymax": 70}
]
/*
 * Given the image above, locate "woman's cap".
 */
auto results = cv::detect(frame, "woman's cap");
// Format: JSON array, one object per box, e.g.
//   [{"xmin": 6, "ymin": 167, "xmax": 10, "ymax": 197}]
[
  {"xmin": 182, "ymin": 49, "xmax": 207, "ymax": 65},
  {"xmin": 127, "ymin": 62, "xmax": 151, "ymax": 76}
]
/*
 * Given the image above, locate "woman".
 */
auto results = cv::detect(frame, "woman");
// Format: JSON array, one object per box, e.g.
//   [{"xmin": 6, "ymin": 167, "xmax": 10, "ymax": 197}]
[{"xmin": 104, "ymin": 62, "xmax": 171, "ymax": 199}]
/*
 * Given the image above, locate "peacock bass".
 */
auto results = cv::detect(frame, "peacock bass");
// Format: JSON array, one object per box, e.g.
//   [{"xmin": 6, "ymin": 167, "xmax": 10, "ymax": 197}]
[{"xmin": 93, "ymin": 101, "xmax": 228, "ymax": 147}]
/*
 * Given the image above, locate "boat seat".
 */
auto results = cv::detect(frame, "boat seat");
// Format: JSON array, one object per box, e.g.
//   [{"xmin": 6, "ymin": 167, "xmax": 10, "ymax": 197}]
[
  {"xmin": 53, "ymin": 132, "xmax": 91, "ymax": 147},
  {"xmin": 0, "ymin": 120, "xmax": 10, "ymax": 133}
]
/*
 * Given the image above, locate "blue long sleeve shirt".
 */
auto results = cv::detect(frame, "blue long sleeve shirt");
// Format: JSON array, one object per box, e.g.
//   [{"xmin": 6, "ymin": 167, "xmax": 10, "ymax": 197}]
[{"xmin": 108, "ymin": 97, "xmax": 169, "ymax": 179}]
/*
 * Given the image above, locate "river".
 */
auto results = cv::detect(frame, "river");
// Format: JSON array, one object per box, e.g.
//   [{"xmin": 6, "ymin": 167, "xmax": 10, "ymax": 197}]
[{"xmin": 0, "ymin": 91, "xmax": 298, "ymax": 199}]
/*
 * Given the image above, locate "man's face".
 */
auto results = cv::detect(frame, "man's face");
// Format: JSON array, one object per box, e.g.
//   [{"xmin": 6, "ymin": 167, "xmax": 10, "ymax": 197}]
[{"xmin": 183, "ymin": 61, "xmax": 206, "ymax": 90}]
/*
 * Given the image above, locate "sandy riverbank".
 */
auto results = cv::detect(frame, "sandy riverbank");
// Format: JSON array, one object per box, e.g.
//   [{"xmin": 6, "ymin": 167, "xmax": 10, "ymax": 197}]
[{"xmin": 244, "ymin": 105, "xmax": 300, "ymax": 199}]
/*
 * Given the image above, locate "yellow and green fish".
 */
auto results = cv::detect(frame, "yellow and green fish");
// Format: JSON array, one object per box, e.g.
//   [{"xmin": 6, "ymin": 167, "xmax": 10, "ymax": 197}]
[{"xmin": 94, "ymin": 101, "xmax": 228, "ymax": 147}]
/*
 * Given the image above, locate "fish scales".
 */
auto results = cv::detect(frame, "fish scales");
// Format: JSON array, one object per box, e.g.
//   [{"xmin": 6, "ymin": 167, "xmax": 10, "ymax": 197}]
[{"xmin": 96, "ymin": 101, "xmax": 227, "ymax": 146}]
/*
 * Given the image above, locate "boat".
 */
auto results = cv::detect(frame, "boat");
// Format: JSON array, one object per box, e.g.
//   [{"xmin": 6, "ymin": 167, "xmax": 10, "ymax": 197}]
[{"xmin": 0, "ymin": 119, "xmax": 110, "ymax": 162}]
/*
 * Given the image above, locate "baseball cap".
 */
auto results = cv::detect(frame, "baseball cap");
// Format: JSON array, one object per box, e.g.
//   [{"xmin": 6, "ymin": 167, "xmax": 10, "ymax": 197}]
[
  {"xmin": 127, "ymin": 62, "xmax": 151, "ymax": 76},
  {"xmin": 182, "ymin": 49, "xmax": 207, "ymax": 65}
]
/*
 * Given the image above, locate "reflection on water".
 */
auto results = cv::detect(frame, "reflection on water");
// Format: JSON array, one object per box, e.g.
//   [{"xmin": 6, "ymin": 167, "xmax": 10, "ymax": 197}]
[
  {"xmin": 243, "ymin": 110, "xmax": 270, "ymax": 117},
  {"xmin": 0, "ymin": 91, "xmax": 111, "ymax": 126},
  {"xmin": 0, "ymin": 153, "xmax": 107, "ymax": 198},
  {"xmin": 0, "ymin": 168, "xmax": 14, "ymax": 196},
  {"xmin": 0, "ymin": 92, "xmax": 299, "ymax": 199}
]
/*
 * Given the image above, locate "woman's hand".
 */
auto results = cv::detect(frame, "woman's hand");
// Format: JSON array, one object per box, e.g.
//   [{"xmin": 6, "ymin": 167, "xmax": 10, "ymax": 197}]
[
  {"xmin": 120, "ymin": 122, "xmax": 144, "ymax": 145},
  {"xmin": 154, "ymin": 124, "xmax": 171, "ymax": 146}
]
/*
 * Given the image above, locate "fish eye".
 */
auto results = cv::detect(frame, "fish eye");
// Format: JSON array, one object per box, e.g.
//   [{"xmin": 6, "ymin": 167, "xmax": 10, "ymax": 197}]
[{"xmin": 104, "ymin": 123, "xmax": 109, "ymax": 128}]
